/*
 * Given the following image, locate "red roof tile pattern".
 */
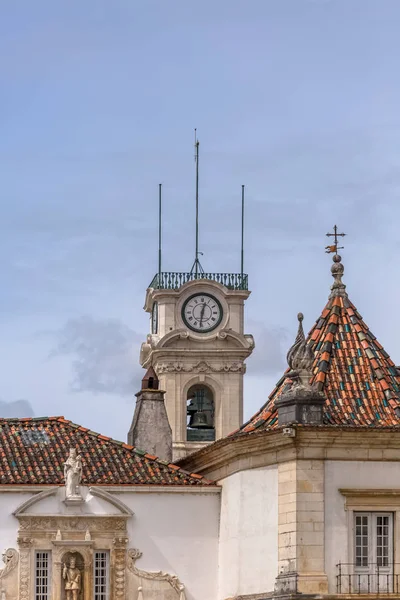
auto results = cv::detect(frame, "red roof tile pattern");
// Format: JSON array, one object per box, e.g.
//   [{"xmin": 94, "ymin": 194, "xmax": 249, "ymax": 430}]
[
  {"xmin": 235, "ymin": 284, "xmax": 400, "ymax": 434},
  {"xmin": 0, "ymin": 416, "xmax": 213, "ymax": 486}
]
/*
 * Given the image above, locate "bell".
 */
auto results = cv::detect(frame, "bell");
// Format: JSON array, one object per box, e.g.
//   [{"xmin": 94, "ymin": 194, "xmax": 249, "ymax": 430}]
[{"xmin": 190, "ymin": 411, "xmax": 209, "ymax": 428}]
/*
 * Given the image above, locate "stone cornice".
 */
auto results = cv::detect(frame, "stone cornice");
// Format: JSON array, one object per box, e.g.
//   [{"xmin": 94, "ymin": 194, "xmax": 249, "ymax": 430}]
[
  {"xmin": 178, "ymin": 429, "xmax": 295, "ymax": 480},
  {"xmin": 178, "ymin": 426, "xmax": 400, "ymax": 481},
  {"xmin": 0, "ymin": 484, "xmax": 221, "ymax": 494},
  {"xmin": 339, "ymin": 488, "xmax": 400, "ymax": 510},
  {"xmin": 152, "ymin": 348, "xmax": 252, "ymax": 360},
  {"xmin": 13, "ymin": 487, "xmax": 58, "ymax": 516},
  {"xmin": 339, "ymin": 488, "xmax": 400, "ymax": 497},
  {"xmin": 89, "ymin": 486, "xmax": 133, "ymax": 515},
  {"xmin": 143, "ymin": 348, "xmax": 253, "ymax": 371},
  {"xmin": 156, "ymin": 329, "xmax": 253, "ymax": 351}
]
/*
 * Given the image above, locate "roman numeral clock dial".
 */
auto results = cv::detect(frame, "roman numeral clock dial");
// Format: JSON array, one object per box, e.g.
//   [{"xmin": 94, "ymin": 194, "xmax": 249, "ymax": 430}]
[{"xmin": 182, "ymin": 293, "xmax": 223, "ymax": 333}]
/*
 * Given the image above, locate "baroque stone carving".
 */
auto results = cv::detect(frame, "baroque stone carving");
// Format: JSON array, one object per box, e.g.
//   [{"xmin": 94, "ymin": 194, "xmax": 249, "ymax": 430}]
[
  {"xmin": 17, "ymin": 538, "xmax": 32, "ymax": 600},
  {"xmin": 53, "ymin": 545, "xmax": 92, "ymax": 568},
  {"xmin": 286, "ymin": 313, "xmax": 314, "ymax": 388},
  {"xmin": 64, "ymin": 448, "xmax": 83, "ymax": 499},
  {"xmin": 113, "ymin": 537, "xmax": 128, "ymax": 598},
  {"xmin": 127, "ymin": 548, "xmax": 186, "ymax": 598},
  {"xmin": 276, "ymin": 313, "xmax": 325, "ymax": 426},
  {"xmin": 0, "ymin": 549, "xmax": 18, "ymax": 579},
  {"xmin": 156, "ymin": 360, "xmax": 244, "ymax": 374},
  {"xmin": 18, "ymin": 516, "xmax": 127, "ymax": 531}
]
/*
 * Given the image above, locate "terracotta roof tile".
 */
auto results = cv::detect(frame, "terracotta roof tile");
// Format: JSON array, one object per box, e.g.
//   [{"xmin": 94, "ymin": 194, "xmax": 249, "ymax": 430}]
[
  {"xmin": 0, "ymin": 417, "xmax": 213, "ymax": 486},
  {"xmin": 234, "ymin": 259, "xmax": 400, "ymax": 435}
]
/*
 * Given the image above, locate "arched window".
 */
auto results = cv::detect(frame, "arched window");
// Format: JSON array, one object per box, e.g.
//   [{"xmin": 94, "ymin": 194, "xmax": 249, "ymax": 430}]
[{"xmin": 186, "ymin": 384, "xmax": 215, "ymax": 442}]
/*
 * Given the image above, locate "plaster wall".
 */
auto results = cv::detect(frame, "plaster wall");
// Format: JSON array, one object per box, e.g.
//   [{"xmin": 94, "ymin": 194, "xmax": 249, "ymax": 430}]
[
  {"xmin": 115, "ymin": 491, "xmax": 220, "ymax": 600},
  {"xmin": 0, "ymin": 492, "xmax": 31, "ymax": 548},
  {"xmin": 325, "ymin": 460, "xmax": 400, "ymax": 593},
  {"xmin": 217, "ymin": 465, "xmax": 278, "ymax": 600},
  {"xmin": 0, "ymin": 489, "xmax": 219, "ymax": 600}
]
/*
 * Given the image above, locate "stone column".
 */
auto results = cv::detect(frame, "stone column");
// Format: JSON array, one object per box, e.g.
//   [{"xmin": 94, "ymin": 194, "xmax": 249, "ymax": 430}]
[
  {"xmin": 275, "ymin": 459, "xmax": 328, "ymax": 596},
  {"xmin": 113, "ymin": 537, "xmax": 128, "ymax": 599},
  {"xmin": 17, "ymin": 537, "xmax": 32, "ymax": 600}
]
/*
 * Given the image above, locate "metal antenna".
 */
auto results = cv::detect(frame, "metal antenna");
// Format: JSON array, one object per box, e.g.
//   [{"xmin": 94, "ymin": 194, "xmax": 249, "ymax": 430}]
[
  {"xmin": 190, "ymin": 129, "xmax": 204, "ymax": 276},
  {"xmin": 195, "ymin": 129, "xmax": 199, "ymax": 276},
  {"xmin": 241, "ymin": 185, "xmax": 245, "ymax": 279},
  {"xmin": 158, "ymin": 183, "xmax": 162, "ymax": 289}
]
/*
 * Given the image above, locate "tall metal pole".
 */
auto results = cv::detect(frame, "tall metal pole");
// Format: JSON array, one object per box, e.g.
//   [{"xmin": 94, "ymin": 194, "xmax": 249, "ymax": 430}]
[
  {"xmin": 158, "ymin": 183, "xmax": 162, "ymax": 289},
  {"xmin": 241, "ymin": 184, "xmax": 245, "ymax": 280},
  {"xmin": 195, "ymin": 130, "xmax": 199, "ymax": 277}
]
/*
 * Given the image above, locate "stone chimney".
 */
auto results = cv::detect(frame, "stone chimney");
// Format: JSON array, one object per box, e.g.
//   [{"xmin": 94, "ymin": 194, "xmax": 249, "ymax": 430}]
[
  {"xmin": 127, "ymin": 367, "xmax": 172, "ymax": 462},
  {"xmin": 275, "ymin": 313, "xmax": 325, "ymax": 426}
]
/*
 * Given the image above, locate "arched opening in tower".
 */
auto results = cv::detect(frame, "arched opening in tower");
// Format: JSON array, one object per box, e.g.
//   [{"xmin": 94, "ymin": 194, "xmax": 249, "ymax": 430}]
[{"xmin": 186, "ymin": 384, "xmax": 216, "ymax": 442}]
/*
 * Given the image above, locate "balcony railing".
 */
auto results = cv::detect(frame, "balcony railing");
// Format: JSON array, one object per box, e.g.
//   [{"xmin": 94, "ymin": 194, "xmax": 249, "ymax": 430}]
[
  {"xmin": 336, "ymin": 563, "xmax": 400, "ymax": 594},
  {"xmin": 149, "ymin": 271, "xmax": 249, "ymax": 291}
]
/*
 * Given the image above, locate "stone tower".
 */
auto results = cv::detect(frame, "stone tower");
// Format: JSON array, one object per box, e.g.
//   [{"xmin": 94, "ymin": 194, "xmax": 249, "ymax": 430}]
[{"xmin": 139, "ymin": 273, "xmax": 254, "ymax": 460}]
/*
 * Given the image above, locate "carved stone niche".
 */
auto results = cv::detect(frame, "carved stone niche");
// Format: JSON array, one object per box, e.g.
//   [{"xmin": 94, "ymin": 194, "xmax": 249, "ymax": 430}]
[
  {"xmin": 53, "ymin": 547, "xmax": 89, "ymax": 600},
  {"xmin": 13, "ymin": 486, "xmax": 132, "ymax": 600}
]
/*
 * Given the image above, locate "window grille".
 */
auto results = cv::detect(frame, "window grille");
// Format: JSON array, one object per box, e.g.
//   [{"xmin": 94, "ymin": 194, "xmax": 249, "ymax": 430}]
[
  {"xmin": 94, "ymin": 551, "xmax": 109, "ymax": 600},
  {"xmin": 35, "ymin": 551, "xmax": 50, "ymax": 600}
]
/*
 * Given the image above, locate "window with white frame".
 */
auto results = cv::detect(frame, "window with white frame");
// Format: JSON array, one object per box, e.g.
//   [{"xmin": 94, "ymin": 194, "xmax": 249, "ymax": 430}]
[
  {"xmin": 35, "ymin": 551, "xmax": 51, "ymax": 600},
  {"xmin": 354, "ymin": 512, "xmax": 393, "ymax": 570},
  {"xmin": 94, "ymin": 551, "xmax": 110, "ymax": 600}
]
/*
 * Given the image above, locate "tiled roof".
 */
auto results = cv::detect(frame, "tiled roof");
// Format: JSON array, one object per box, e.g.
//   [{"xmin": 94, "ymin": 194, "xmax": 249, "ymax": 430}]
[
  {"xmin": 0, "ymin": 416, "xmax": 213, "ymax": 486},
  {"xmin": 235, "ymin": 256, "xmax": 400, "ymax": 434}
]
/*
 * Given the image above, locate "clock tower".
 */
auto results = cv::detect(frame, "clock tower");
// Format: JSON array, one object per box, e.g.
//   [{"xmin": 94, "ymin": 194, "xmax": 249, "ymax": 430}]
[
  {"xmin": 137, "ymin": 135, "xmax": 254, "ymax": 459},
  {"xmin": 140, "ymin": 272, "xmax": 254, "ymax": 460}
]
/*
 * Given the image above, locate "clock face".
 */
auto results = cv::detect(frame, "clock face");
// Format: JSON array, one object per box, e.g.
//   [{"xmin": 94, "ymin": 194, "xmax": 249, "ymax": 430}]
[
  {"xmin": 151, "ymin": 302, "xmax": 158, "ymax": 334},
  {"xmin": 182, "ymin": 293, "xmax": 223, "ymax": 332}
]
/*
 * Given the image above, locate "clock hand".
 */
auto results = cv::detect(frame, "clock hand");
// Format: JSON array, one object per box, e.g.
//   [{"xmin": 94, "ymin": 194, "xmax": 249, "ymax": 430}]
[{"xmin": 199, "ymin": 303, "xmax": 206, "ymax": 327}]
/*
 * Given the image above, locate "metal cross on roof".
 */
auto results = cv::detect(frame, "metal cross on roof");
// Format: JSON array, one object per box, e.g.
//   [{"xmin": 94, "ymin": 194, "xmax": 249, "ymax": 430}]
[{"xmin": 325, "ymin": 225, "xmax": 346, "ymax": 255}]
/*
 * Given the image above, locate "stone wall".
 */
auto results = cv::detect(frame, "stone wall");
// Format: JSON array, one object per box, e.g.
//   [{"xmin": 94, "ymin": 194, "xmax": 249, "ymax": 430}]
[{"xmin": 277, "ymin": 459, "xmax": 328, "ymax": 595}]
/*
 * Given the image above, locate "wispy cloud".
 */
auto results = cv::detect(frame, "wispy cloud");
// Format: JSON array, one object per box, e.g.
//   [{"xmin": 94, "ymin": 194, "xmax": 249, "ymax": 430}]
[{"xmin": 52, "ymin": 316, "xmax": 143, "ymax": 396}]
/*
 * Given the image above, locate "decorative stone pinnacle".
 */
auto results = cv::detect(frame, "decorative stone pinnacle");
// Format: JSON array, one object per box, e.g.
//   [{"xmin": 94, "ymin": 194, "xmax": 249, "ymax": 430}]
[
  {"xmin": 286, "ymin": 313, "xmax": 314, "ymax": 388},
  {"xmin": 330, "ymin": 253, "xmax": 347, "ymax": 298},
  {"xmin": 276, "ymin": 312, "xmax": 325, "ymax": 426}
]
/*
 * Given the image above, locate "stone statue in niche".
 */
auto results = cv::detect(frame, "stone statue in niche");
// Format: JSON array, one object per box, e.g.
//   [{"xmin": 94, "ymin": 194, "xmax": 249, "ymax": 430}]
[
  {"xmin": 64, "ymin": 448, "xmax": 83, "ymax": 499},
  {"xmin": 62, "ymin": 556, "xmax": 82, "ymax": 600}
]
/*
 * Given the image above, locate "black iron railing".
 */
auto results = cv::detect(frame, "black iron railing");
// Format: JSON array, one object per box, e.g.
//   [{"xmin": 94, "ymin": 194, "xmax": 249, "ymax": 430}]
[
  {"xmin": 149, "ymin": 272, "xmax": 249, "ymax": 291},
  {"xmin": 336, "ymin": 562, "xmax": 400, "ymax": 594}
]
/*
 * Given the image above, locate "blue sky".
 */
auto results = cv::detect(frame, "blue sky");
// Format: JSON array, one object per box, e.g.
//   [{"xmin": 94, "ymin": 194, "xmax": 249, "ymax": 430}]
[{"xmin": 1, "ymin": 0, "xmax": 400, "ymax": 440}]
